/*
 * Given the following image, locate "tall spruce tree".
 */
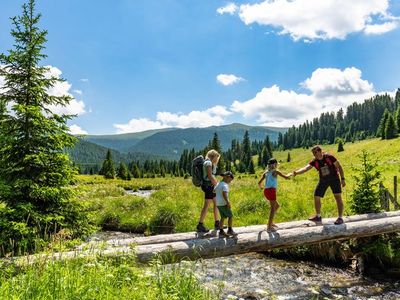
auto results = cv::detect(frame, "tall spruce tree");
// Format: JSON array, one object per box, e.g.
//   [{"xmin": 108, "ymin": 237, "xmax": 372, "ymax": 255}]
[
  {"xmin": 384, "ymin": 113, "xmax": 398, "ymax": 139},
  {"xmin": 395, "ymin": 107, "xmax": 400, "ymax": 132},
  {"xmin": 241, "ymin": 130, "xmax": 251, "ymax": 171},
  {"xmin": 350, "ymin": 150, "xmax": 381, "ymax": 214},
  {"xmin": 100, "ymin": 149, "xmax": 115, "ymax": 179},
  {"xmin": 0, "ymin": 0, "xmax": 92, "ymax": 254},
  {"xmin": 377, "ymin": 109, "xmax": 390, "ymax": 139},
  {"xmin": 211, "ymin": 132, "xmax": 225, "ymax": 172}
]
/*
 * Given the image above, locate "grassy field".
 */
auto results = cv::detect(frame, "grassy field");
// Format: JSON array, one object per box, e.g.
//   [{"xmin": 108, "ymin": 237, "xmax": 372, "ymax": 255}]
[{"xmin": 75, "ymin": 137, "xmax": 400, "ymax": 234}]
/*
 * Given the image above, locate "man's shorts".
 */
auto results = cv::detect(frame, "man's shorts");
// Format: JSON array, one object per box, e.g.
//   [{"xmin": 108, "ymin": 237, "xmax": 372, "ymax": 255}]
[
  {"xmin": 201, "ymin": 183, "xmax": 215, "ymax": 199},
  {"xmin": 217, "ymin": 205, "xmax": 233, "ymax": 218},
  {"xmin": 314, "ymin": 178, "xmax": 342, "ymax": 197},
  {"xmin": 264, "ymin": 188, "xmax": 277, "ymax": 201}
]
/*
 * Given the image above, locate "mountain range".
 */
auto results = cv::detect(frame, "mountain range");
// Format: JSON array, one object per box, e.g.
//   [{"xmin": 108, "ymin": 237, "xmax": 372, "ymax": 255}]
[{"xmin": 68, "ymin": 123, "xmax": 287, "ymax": 168}]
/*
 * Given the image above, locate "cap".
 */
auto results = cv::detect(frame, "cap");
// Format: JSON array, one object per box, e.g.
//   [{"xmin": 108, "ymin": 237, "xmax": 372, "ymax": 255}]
[
  {"xmin": 220, "ymin": 171, "xmax": 234, "ymax": 179},
  {"xmin": 267, "ymin": 158, "xmax": 278, "ymax": 165}
]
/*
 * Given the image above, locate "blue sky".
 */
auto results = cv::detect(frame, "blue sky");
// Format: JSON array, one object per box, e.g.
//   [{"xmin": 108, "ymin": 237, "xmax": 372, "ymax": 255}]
[{"xmin": 1, "ymin": 0, "xmax": 400, "ymax": 135}]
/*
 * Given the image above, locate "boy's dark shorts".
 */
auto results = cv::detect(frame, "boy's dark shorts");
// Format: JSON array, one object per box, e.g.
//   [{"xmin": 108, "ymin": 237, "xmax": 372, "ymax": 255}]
[
  {"xmin": 201, "ymin": 183, "xmax": 215, "ymax": 199},
  {"xmin": 217, "ymin": 205, "xmax": 233, "ymax": 218},
  {"xmin": 314, "ymin": 178, "xmax": 342, "ymax": 197}
]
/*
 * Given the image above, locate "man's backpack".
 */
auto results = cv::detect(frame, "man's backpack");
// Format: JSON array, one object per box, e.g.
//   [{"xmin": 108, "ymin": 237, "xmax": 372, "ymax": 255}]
[{"xmin": 191, "ymin": 155, "xmax": 205, "ymax": 187}]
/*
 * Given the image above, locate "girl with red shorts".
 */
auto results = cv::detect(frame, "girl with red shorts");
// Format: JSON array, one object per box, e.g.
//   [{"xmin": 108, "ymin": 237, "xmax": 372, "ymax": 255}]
[{"xmin": 258, "ymin": 158, "xmax": 292, "ymax": 232}]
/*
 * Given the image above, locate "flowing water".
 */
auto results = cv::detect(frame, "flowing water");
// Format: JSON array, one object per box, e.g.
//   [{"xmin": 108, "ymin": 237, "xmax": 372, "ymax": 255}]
[
  {"xmin": 193, "ymin": 252, "xmax": 400, "ymax": 299},
  {"xmin": 85, "ymin": 232, "xmax": 400, "ymax": 299}
]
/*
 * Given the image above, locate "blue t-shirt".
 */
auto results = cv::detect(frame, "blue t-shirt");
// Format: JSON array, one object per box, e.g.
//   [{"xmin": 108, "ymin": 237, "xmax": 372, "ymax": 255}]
[{"xmin": 265, "ymin": 171, "xmax": 277, "ymax": 189}]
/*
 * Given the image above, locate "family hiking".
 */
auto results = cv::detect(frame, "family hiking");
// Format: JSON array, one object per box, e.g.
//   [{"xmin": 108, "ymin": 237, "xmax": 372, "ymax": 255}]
[{"xmin": 193, "ymin": 145, "xmax": 346, "ymax": 236}]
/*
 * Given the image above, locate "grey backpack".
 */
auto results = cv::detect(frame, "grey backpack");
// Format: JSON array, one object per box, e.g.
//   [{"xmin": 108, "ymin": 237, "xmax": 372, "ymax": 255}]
[{"xmin": 191, "ymin": 155, "xmax": 205, "ymax": 187}]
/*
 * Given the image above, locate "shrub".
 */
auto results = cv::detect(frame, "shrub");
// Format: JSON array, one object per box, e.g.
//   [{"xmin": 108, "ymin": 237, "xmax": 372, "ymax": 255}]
[{"xmin": 149, "ymin": 206, "xmax": 178, "ymax": 234}]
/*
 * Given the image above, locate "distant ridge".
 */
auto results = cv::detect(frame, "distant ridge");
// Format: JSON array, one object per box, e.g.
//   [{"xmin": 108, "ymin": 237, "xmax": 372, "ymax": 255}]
[{"xmin": 71, "ymin": 123, "xmax": 287, "ymax": 161}]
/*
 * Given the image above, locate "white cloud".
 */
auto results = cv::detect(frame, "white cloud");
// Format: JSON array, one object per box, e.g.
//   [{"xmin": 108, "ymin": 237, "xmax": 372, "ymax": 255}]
[
  {"xmin": 44, "ymin": 66, "xmax": 86, "ymax": 116},
  {"xmin": 73, "ymin": 89, "xmax": 83, "ymax": 95},
  {"xmin": 114, "ymin": 118, "xmax": 169, "ymax": 134},
  {"xmin": 217, "ymin": 3, "xmax": 238, "ymax": 15},
  {"xmin": 231, "ymin": 67, "xmax": 377, "ymax": 127},
  {"xmin": 69, "ymin": 124, "xmax": 88, "ymax": 135},
  {"xmin": 238, "ymin": 0, "xmax": 398, "ymax": 41},
  {"xmin": 114, "ymin": 105, "xmax": 232, "ymax": 133},
  {"xmin": 80, "ymin": 78, "xmax": 89, "ymax": 82},
  {"xmin": 217, "ymin": 74, "xmax": 244, "ymax": 86},
  {"xmin": 364, "ymin": 21, "xmax": 398, "ymax": 35},
  {"xmin": 0, "ymin": 65, "xmax": 86, "ymax": 116},
  {"xmin": 302, "ymin": 67, "xmax": 374, "ymax": 98}
]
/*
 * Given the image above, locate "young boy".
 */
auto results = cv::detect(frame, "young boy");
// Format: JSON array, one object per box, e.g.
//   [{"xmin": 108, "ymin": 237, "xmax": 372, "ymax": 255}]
[{"xmin": 214, "ymin": 171, "xmax": 237, "ymax": 238}]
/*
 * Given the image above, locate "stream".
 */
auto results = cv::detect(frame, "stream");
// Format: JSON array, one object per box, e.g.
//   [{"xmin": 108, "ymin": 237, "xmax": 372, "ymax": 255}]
[{"xmin": 85, "ymin": 232, "xmax": 400, "ymax": 299}]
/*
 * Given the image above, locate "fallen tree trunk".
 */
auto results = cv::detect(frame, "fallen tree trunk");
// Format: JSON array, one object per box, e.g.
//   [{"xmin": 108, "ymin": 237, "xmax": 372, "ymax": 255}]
[
  {"xmin": 102, "ymin": 210, "xmax": 400, "ymax": 247},
  {"xmin": 6, "ymin": 212, "xmax": 400, "ymax": 266},
  {"xmin": 134, "ymin": 215, "xmax": 400, "ymax": 263}
]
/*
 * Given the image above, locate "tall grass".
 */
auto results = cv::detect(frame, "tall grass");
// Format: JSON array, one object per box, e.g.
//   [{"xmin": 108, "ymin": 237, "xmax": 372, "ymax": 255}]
[
  {"xmin": 74, "ymin": 138, "xmax": 400, "ymax": 234},
  {"xmin": 0, "ymin": 255, "xmax": 218, "ymax": 300}
]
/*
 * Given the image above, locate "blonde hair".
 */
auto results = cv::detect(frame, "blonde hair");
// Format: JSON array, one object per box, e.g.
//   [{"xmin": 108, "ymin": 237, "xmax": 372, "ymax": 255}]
[{"xmin": 206, "ymin": 149, "xmax": 220, "ymax": 164}]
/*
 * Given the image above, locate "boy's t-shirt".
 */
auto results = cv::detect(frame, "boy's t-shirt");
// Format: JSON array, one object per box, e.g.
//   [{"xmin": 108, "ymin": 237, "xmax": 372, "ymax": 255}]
[{"xmin": 214, "ymin": 181, "xmax": 229, "ymax": 206}]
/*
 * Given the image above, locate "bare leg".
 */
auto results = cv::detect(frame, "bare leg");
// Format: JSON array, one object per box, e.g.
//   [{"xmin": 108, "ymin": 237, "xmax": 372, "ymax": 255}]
[
  {"xmin": 212, "ymin": 198, "xmax": 219, "ymax": 221},
  {"xmin": 314, "ymin": 196, "xmax": 322, "ymax": 215},
  {"xmin": 268, "ymin": 200, "xmax": 280, "ymax": 228},
  {"xmin": 334, "ymin": 193, "xmax": 344, "ymax": 218},
  {"xmin": 228, "ymin": 217, "xmax": 232, "ymax": 228},
  {"xmin": 199, "ymin": 199, "xmax": 212, "ymax": 223}
]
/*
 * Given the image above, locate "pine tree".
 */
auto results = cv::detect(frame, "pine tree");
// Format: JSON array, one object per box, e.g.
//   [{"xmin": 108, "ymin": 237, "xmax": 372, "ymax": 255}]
[
  {"xmin": 395, "ymin": 88, "xmax": 400, "ymax": 110},
  {"xmin": 377, "ymin": 109, "xmax": 390, "ymax": 139},
  {"xmin": 350, "ymin": 150, "xmax": 381, "ymax": 214},
  {"xmin": 100, "ymin": 150, "xmax": 115, "ymax": 179},
  {"xmin": 337, "ymin": 139, "xmax": 344, "ymax": 152},
  {"xmin": 395, "ymin": 107, "xmax": 400, "ymax": 132},
  {"xmin": 241, "ymin": 130, "xmax": 251, "ymax": 171},
  {"xmin": 0, "ymin": 0, "xmax": 92, "ymax": 253},
  {"xmin": 248, "ymin": 159, "xmax": 255, "ymax": 174},
  {"xmin": 211, "ymin": 132, "xmax": 225, "ymax": 172},
  {"xmin": 287, "ymin": 152, "xmax": 291, "ymax": 162},
  {"xmin": 384, "ymin": 113, "xmax": 398, "ymax": 139},
  {"xmin": 117, "ymin": 162, "xmax": 129, "ymax": 180}
]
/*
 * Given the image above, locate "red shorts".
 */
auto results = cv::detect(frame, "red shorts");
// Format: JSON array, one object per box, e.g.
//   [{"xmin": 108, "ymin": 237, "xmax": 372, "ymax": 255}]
[{"xmin": 264, "ymin": 188, "xmax": 277, "ymax": 201}]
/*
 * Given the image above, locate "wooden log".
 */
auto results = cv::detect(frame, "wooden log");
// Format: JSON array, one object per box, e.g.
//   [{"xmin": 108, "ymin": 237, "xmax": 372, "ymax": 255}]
[
  {"xmin": 134, "ymin": 215, "xmax": 400, "ymax": 263},
  {"xmin": 100, "ymin": 211, "xmax": 400, "ymax": 247},
  {"xmin": 6, "ymin": 213, "xmax": 400, "ymax": 266}
]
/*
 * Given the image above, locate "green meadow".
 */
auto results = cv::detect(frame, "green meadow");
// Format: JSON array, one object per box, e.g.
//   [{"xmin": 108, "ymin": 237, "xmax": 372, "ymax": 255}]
[
  {"xmin": 1, "ymin": 137, "xmax": 399, "ymax": 300},
  {"xmin": 76, "ymin": 137, "xmax": 400, "ymax": 234}
]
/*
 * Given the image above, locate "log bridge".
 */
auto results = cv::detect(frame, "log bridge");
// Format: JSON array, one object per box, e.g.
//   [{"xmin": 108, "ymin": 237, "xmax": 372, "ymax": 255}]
[{"xmin": 7, "ymin": 211, "xmax": 400, "ymax": 265}]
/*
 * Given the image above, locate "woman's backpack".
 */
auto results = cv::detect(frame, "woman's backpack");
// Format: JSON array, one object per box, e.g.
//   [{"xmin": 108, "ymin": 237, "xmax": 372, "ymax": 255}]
[{"xmin": 191, "ymin": 155, "xmax": 205, "ymax": 187}]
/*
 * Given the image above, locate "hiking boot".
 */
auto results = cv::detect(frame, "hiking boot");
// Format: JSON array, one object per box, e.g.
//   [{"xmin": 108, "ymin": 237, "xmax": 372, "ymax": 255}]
[
  {"xmin": 196, "ymin": 223, "xmax": 209, "ymax": 233},
  {"xmin": 334, "ymin": 217, "xmax": 344, "ymax": 225},
  {"xmin": 308, "ymin": 215, "xmax": 322, "ymax": 222},
  {"xmin": 227, "ymin": 228, "xmax": 237, "ymax": 237},
  {"xmin": 214, "ymin": 220, "xmax": 220, "ymax": 230},
  {"xmin": 219, "ymin": 230, "xmax": 229, "ymax": 238}
]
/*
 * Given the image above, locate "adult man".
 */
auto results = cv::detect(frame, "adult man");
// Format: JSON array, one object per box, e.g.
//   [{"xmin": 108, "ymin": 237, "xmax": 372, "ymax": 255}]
[{"xmin": 293, "ymin": 145, "xmax": 346, "ymax": 225}]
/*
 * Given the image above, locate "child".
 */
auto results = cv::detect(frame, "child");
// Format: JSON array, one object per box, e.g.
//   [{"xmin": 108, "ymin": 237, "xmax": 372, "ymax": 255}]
[
  {"xmin": 258, "ymin": 158, "xmax": 292, "ymax": 232},
  {"xmin": 214, "ymin": 171, "xmax": 236, "ymax": 237}
]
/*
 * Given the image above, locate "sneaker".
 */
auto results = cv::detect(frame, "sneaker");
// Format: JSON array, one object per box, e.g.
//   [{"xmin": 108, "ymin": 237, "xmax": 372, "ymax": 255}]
[
  {"xmin": 334, "ymin": 217, "xmax": 344, "ymax": 225},
  {"xmin": 227, "ymin": 229, "xmax": 237, "ymax": 237},
  {"xmin": 214, "ymin": 220, "xmax": 220, "ymax": 230},
  {"xmin": 219, "ymin": 230, "xmax": 229, "ymax": 238},
  {"xmin": 196, "ymin": 223, "xmax": 209, "ymax": 233},
  {"xmin": 308, "ymin": 215, "xmax": 322, "ymax": 222}
]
